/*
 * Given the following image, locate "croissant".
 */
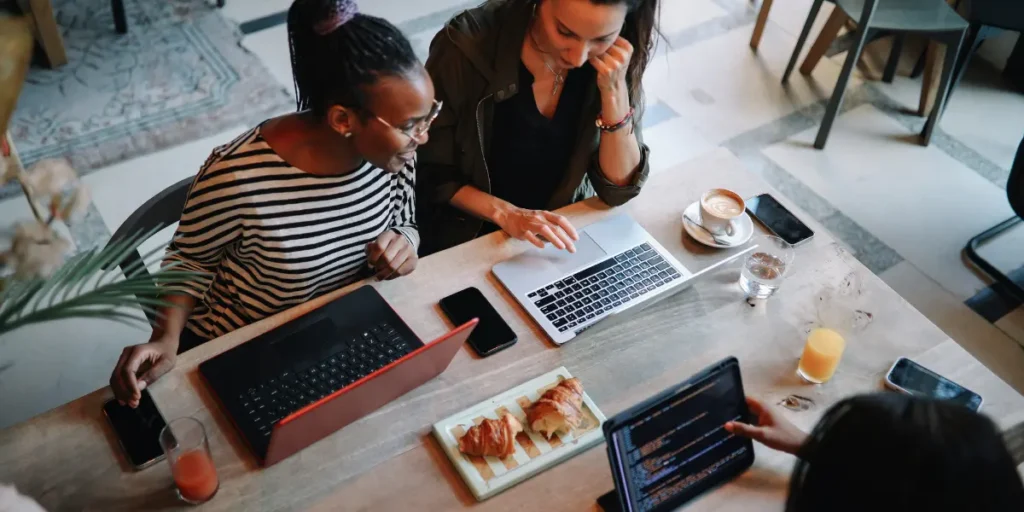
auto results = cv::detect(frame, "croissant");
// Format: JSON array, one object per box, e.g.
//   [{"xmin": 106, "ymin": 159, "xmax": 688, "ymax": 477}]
[
  {"xmin": 458, "ymin": 413, "xmax": 523, "ymax": 458},
  {"xmin": 527, "ymin": 378, "xmax": 585, "ymax": 439}
]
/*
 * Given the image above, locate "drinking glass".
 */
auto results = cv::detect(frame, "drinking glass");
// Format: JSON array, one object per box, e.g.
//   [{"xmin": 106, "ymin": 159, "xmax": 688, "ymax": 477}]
[
  {"xmin": 797, "ymin": 328, "xmax": 846, "ymax": 384},
  {"xmin": 738, "ymin": 236, "xmax": 795, "ymax": 299},
  {"xmin": 160, "ymin": 417, "xmax": 219, "ymax": 505},
  {"xmin": 797, "ymin": 272, "xmax": 871, "ymax": 384}
]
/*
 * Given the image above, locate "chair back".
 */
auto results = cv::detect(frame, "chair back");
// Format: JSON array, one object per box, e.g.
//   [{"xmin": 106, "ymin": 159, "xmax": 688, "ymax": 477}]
[
  {"xmin": 102, "ymin": 175, "xmax": 194, "ymax": 323},
  {"xmin": 966, "ymin": 0, "xmax": 1024, "ymax": 32},
  {"xmin": 1010, "ymin": 137, "xmax": 1023, "ymax": 219}
]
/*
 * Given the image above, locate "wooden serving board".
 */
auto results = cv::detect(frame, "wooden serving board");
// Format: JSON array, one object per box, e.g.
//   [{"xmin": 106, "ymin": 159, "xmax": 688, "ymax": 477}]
[{"xmin": 432, "ymin": 367, "xmax": 607, "ymax": 501}]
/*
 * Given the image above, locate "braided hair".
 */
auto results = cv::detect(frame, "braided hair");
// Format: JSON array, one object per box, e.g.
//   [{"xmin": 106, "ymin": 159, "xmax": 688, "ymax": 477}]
[{"xmin": 287, "ymin": 0, "xmax": 420, "ymax": 119}]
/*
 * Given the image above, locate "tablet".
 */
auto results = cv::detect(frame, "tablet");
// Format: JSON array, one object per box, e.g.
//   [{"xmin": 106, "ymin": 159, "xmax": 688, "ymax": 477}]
[{"xmin": 603, "ymin": 357, "xmax": 755, "ymax": 512}]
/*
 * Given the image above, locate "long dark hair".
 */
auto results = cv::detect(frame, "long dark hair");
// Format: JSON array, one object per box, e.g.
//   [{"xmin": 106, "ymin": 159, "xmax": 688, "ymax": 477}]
[
  {"xmin": 588, "ymin": 0, "xmax": 660, "ymax": 114},
  {"xmin": 287, "ymin": 0, "xmax": 420, "ymax": 118},
  {"xmin": 786, "ymin": 393, "xmax": 1024, "ymax": 512}
]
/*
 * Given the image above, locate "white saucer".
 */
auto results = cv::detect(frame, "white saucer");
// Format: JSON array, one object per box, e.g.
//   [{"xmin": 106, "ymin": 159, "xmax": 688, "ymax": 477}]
[{"xmin": 682, "ymin": 201, "xmax": 754, "ymax": 249}]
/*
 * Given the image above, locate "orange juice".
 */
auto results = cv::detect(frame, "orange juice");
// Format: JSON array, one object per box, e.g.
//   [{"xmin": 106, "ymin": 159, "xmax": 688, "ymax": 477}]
[
  {"xmin": 798, "ymin": 328, "xmax": 846, "ymax": 383},
  {"xmin": 173, "ymin": 449, "xmax": 219, "ymax": 503}
]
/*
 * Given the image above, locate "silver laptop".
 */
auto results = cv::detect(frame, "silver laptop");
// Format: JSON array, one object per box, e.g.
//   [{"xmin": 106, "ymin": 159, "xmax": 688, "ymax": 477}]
[{"xmin": 493, "ymin": 213, "xmax": 755, "ymax": 345}]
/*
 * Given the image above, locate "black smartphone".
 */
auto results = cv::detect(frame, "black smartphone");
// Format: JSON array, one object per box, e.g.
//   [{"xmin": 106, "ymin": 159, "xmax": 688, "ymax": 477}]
[
  {"xmin": 885, "ymin": 357, "xmax": 983, "ymax": 411},
  {"xmin": 439, "ymin": 287, "xmax": 517, "ymax": 356},
  {"xmin": 102, "ymin": 389, "xmax": 168, "ymax": 470},
  {"xmin": 745, "ymin": 193, "xmax": 815, "ymax": 246}
]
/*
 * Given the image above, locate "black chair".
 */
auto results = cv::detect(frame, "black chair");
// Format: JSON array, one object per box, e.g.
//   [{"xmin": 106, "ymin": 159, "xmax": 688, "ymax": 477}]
[
  {"xmin": 946, "ymin": 0, "xmax": 1024, "ymax": 106},
  {"xmin": 113, "ymin": 0, "xmax": 226, "ymax": 34},
  {"xmin": 783, "ymin": 0, "xmax": 969, "ymax": 149},
  {"xmin": 100, "ymin": 176, "xmax": 194, "ymax": 324},
  {"xmin": 965, "ymin": 137, "xmax": 1024, "ymax": 302}
]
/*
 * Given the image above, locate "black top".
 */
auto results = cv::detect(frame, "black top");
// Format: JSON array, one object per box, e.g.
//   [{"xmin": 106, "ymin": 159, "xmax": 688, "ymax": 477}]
[{"xmin": 485, "ymin": 62, "xmax": 590, "ymax": 232}]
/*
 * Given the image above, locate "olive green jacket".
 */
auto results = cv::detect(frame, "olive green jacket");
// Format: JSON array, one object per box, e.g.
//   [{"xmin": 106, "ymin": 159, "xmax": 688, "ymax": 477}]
[{"xmin": 415, "ymin": 0, "xmax": 651, "ymax": 255}]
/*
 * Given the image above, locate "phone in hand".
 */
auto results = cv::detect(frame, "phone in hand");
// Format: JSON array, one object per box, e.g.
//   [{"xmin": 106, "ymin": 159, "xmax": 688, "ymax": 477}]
[
  {"xmin": 884, "ymin": 357, "xmax": 983, "ymax": 411},
  {"xmin": 745, "ymin": 193, "xmax": 815, "ymax": 247},
  {"xmin": 439, "ymin": 287, "xmax": 517, "ymax": 357},
  {"xmin": 103, "ymin": 389, "xmax": 168, "ymax": 470}
]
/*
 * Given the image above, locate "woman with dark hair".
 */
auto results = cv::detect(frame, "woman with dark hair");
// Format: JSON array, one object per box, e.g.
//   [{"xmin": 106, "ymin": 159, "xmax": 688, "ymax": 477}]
[
  {"xmin": 109, "ymin": 0, "xmax": 439, "ymax": 408},
  {"xmin": 416, "ymin": 0, "xmax": 660, "ymax": 255},
  {"xmin": 725, "ymin": 393, "xmax": 1024, "ymax": 511}
]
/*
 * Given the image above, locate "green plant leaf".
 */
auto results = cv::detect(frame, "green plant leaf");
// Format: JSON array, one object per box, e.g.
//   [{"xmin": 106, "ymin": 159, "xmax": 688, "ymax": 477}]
[{"xmin": 0, "ymin": 228, "xmax": 206, "ymax": 337}]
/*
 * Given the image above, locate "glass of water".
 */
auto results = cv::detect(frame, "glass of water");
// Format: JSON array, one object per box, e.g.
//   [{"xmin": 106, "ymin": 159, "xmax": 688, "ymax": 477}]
[{"xmin": 739, "ymin": 236, "xmax": 795, "ymax": 299}]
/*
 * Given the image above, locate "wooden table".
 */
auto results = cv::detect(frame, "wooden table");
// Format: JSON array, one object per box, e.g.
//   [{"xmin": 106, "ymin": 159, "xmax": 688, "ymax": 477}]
[{"xmin": 2, "ymin": 149, "xmax": 1022, "ymax": 511}]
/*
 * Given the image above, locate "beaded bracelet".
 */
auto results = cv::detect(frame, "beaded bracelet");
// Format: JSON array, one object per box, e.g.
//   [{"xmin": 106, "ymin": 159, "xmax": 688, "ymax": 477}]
[{"xmin": 596, "ymin": 107, "xmax": 635, "ymax": 133}]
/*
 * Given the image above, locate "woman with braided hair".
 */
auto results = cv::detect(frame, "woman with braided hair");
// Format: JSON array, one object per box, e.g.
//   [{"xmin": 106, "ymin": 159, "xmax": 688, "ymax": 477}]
[{"xmin": 110, "ymin": 0, "xmax": 438, "ymax": 408}]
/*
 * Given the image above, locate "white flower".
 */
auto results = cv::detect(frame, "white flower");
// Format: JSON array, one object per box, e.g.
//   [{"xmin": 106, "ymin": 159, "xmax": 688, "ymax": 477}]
[
  {"xmin": 60, "ymin": 184, "xmax": 91, "ymax": 223},
  {"xmin": 0, "ymin": 484, "xmax": 47, "ymax": 512},
  {"xmin": 21, "ymin": 158, "xmax": 77, "ymax": 197},
  {"xmin": 6, "ymin": 221, "xmax": 71, "ymax": 279}
]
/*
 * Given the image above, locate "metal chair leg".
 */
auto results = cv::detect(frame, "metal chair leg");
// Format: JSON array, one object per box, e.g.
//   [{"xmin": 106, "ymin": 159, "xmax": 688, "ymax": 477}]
[
  {"xmin": 111, "ymin": 0, "xmax": 127, "ymax": 34},
  {"xmin": 815, "ymin": 26, "xmax": 876, "ymax": 149},
  {"xmin": 922, "ymin": 31, "xmax": 965, "ymax": 146},
  {"xmin": 882, "ymin": 34, "xmax": 904, "ymax": 83},
  {"xmin": 965, "ymin": 216, "xmax": 1024, "ymax": 303},
  {"xmin": 784, "ymin": 0, "xmax": 825, "ymax": 83}
]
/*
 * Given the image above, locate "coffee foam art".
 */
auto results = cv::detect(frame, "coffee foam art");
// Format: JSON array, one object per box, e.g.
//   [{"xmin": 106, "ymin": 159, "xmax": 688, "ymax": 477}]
[{"xmin": 704, "ymin": 195, "xmax": 744, "ymax": 217}]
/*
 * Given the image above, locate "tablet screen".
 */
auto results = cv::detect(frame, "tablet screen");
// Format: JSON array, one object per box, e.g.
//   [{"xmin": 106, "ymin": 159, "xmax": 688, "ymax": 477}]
[{"xmin": 609, "ymin": 360, "xmax": 753, "ymax": 511}]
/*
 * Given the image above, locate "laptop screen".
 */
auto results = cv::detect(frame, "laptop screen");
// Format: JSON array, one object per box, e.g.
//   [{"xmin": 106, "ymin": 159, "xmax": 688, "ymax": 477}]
[{"xmin": 607, "ymin": 359, "xmax": 754, "ymax": 511}]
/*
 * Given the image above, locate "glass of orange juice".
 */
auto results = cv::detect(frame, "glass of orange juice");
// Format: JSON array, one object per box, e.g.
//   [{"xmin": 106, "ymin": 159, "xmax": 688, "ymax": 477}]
[
  {"xmin": 797, "ymin": 328, "xmax": 846, "ymax": 384},
  {"xmin": 160, "ymin": 417, "xmax": 219, "ymax": 505}
]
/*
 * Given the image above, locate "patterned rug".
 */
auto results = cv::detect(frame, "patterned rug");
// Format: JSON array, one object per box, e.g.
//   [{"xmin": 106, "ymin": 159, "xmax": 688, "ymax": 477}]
[{"xmin": 3, "ymin": 0, "xmax": 291, "ymax": 198}]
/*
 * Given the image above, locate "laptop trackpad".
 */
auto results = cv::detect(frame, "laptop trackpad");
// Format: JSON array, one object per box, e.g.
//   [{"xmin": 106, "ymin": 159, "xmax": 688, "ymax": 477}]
[
  {"xmin": 272, "ymin": 318, "xmax": 337, "ymax": 365},
  {"xmin": 496, "ymin": 234, "xmax": 607, "ymax": 291},
  {"xmin": 584, "ymin": 213, "xmax": 647, "ymax": 256}
]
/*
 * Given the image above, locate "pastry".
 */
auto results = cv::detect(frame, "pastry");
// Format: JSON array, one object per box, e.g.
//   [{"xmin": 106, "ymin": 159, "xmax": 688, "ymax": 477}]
[
  {"xmin": 458, "ymin": 413, "xmax": 522, "ymax": 458},
  {"xmin": 527, "ymin": 378, "xmax": 584, "ymax": 439}
]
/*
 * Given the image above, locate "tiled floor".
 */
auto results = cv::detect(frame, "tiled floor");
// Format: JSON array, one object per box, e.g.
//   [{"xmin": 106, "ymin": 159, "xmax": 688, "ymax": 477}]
[{"xmin": 2, "ymin": 0, "xmax": 1023, "ymax": 429}]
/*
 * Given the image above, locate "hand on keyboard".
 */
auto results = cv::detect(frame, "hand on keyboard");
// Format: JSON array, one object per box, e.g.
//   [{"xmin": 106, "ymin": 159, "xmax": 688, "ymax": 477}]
[{"xmin": 495, "ymin": 206, "xmax": 579, "ymax": 253}]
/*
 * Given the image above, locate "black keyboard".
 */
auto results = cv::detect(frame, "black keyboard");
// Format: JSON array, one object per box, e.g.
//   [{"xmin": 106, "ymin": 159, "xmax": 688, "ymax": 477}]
[
  {"xmin": 526, "ymin": 243, "xmax": 682, "ymax": 333},
  {"xmin": 236, "ymin": 322, "xmax": 415, "ymax": 438}
]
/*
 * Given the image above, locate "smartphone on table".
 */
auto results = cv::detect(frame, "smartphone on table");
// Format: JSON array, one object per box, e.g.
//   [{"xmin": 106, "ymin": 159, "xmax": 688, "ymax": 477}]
[
  {"xmin": 439, "ymin": 287, "xmax": 517, "ymax": 357},
  {"xmin": 884, "ymin": 357, "xmax": 983, "ymax": 411},
  {"xmin": 103, "ymin": 389, "xmax": 168, "ymax": 470},
  {"xmin": 745, "ymin": 193, "xmax": 815, "ymax": 247}
]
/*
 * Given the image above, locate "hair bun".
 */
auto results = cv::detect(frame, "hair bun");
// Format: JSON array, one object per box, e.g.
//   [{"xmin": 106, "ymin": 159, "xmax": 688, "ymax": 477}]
[{"xmin": 312, "ymin": 0, "xmax": 359, "ymax": 35}]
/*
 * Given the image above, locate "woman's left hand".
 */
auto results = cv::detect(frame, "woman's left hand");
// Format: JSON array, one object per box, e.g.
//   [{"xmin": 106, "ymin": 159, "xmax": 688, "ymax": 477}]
[
  {"xmin": 589, "ymin": 37, "xmax": 633, "ymax": 97},
  {"xmin": 366, "ymin": 230, "xmax": 418, "ymax": 280}
]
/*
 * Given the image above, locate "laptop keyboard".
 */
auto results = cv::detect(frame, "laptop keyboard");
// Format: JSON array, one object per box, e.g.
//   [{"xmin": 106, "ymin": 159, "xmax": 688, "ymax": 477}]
[
  {"xmin": 526, "ymin": 243, "xmax": 682, "ymax": 333},
  {"xmin": 236, "ymin": 322, "xmax": 415, "ymax": 438}
]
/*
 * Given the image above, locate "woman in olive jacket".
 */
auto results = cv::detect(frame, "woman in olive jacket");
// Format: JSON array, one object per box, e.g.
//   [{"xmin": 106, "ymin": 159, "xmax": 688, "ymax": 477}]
[{"xmin": 416, "ymin": 0, "xmax": 660, "ymax": 255}]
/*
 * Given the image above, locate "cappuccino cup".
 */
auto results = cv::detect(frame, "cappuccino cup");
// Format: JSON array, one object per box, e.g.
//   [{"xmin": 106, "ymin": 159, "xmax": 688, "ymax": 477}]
[{"xmin": 700, "ymin": 189, "xmax": 745, "ymax": 236}]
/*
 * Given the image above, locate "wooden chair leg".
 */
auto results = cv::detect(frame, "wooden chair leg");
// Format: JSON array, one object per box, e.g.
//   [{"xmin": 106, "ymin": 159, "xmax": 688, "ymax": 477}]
[
  {"xmin": 750, "ymin": 0, "xmax": 775, "ymax": 51},
  {"xmin": 801, "ymin": 7, "xmax": 848, "ymax": 76},
  {"xmin": 26, "ymin": 0, "xmax": 67, "ymax": 68},
  {"xmin": 918, "ymin": 41, "xmax": 942, "ymax": 117}
]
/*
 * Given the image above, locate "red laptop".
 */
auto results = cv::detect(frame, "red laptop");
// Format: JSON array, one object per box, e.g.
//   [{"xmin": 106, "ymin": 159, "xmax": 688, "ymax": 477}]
[{"xmin": 199, "ymin": 285, "xmax": 477, "ymax": 466}]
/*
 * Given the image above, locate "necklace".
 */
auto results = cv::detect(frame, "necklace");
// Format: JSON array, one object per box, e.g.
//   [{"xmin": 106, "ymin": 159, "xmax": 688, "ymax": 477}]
[{"xmin": 527, "ymin": 15, "xmax": 564, "ymax": 97}]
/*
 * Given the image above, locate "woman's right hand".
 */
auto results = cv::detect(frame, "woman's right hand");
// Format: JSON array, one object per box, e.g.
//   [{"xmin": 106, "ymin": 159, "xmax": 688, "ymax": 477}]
[
  {"xmin": 495, "ymin": 206, "xmax": 580, "ymax": 252},
  {"xmin": 724, "ymin": 397, "xmax": 808, "ymax": 455},
  {"xmin": 110, "ymin": 337, "xmax": 179, "ymax": 408}
]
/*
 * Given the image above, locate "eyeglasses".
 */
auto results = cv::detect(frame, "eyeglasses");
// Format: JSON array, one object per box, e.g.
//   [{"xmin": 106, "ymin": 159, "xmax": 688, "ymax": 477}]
[{"xmin": 373, "ymin": 99, "xmax": 443, "ymax": 142}]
